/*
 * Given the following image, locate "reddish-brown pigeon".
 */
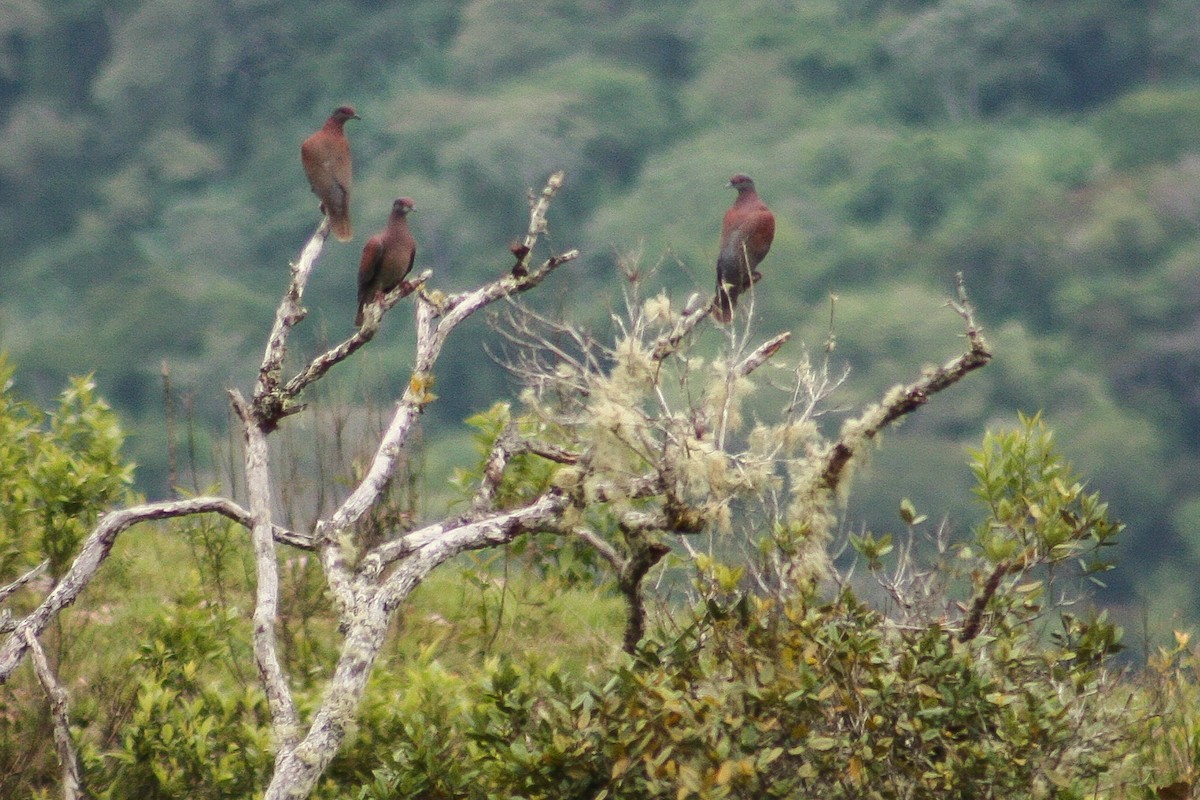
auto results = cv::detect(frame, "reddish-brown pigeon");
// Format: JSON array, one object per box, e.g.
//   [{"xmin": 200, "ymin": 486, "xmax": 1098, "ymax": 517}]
[
  {"xmin": 713, "ymin": 174, "xmax": 775, "ymax": 323},
  {"xmin": 301, "ymin": 105, "xmax": 359, "ymax": 242},
  {"xmin": 356, "ymin": 198, "xmax": 417, "ymax": 327}
]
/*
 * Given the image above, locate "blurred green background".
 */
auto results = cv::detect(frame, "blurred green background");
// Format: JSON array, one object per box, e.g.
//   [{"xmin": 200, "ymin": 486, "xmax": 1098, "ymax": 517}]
[{"xmin": 1, "ymin": 0, "xmax": 1198, "ymax": 622}]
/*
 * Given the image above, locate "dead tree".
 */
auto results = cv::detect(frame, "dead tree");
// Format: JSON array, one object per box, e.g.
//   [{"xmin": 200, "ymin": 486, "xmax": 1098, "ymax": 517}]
[{"xmin": 0, "ymin": 172, "xmax": 989, "ymax": 799}]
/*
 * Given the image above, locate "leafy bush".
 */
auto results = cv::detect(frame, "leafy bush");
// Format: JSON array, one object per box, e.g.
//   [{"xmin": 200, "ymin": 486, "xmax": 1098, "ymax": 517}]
[
  {"xmin": 353, "ymin": 414, "xmax": 1132, "ymax": 800},
  {"xmin": 83, "ymin": 598, "xmax": 272, "ymax": 800}
]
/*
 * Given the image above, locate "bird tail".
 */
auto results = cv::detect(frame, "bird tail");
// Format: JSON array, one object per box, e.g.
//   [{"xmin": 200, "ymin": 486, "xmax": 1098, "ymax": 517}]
[
  {"xmin": 712, "ymin": 285, "xmax": 735, "ymax": 324},
  {"xmin": 330, "ymin": 212, "xmax": 353, "ymax": 242}
]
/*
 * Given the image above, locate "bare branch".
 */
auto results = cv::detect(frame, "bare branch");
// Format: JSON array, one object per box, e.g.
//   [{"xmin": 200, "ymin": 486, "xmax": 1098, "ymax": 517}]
[
  {"xmin": 526, "ymin": 441, "xmax": 581, "ymax": 465},
  {"xmin": 471, "ymin": 420, "xmax": 522, "ymax": 514},
  {"xmin": 650, "ymin": 297, "xmax": 712, "ymax": 362},
  {"xmin": 512, "ymin": 170, "xmax": 565, "ymax": 276},
  {"xmin": 569, "ymin": 525, "xmax": 622, "ymax": 570},
  {"xmin": 735, "ymin": 331, "xmax": 791, "ymax": 377},
  {"xmin": 263, "ymin": 487, "xmax": 571, "ymax": 799},
  {"xmin": 814, "ymin": 275, "xmax": 991, "ymax": 498},
  {"xmin": 320, "ymin": 175, "xmax": 577, "ymax": 546},
  {"xmin": 230, "ymin": 389, "xmax": 301, "ymax": 746},
  {"xmin": 362, "ymin": 489, "xmax": 573, "ymax": 578},
  {"xmin": 253, "ymin": 219, "xmax": 331, "ymax": 422},
  {"xmin": 0, "ymin": 496, "xmax": 286, "ymax": 683},
  {"xmin": 24, "ymin": 631, "xmax": 83, "ymax": 800},
  {"xmin": 0, "ymin": 559, "xmax": 48, "ymax": 608},
  {"xmin": 283, "ymin": 271, "xmax": 433, "ymax": 403}
]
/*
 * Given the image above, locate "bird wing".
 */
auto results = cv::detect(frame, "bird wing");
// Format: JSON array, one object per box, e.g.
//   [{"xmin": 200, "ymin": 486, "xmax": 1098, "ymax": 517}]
[
  {"xmin": 741, "ymin": 208, "xmax": 775, "ymax": 265},
  {"xmin": 401, "ymin": 238, "xmax": 416, "ymax": 282},
  {"xmin": 358, "ymin": 236, "xmax": 384, "ymax": 304}
]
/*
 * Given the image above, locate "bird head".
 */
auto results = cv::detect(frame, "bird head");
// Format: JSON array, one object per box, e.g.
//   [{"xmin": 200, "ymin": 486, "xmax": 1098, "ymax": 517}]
[
  {"xmin": 393, "ymin": 198, "xmax": 416, "ymax": 216},
  {"xmin": 728, "ymin": 174, "xmax": 756, "ymax": 191},
  {"xmin": 330, "ymin": 105, "xmax": 360, "ymax": 123}
]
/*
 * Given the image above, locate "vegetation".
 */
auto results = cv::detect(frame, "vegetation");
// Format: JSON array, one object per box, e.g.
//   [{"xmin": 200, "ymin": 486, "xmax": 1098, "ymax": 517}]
[
  {"xmin": 2, "ymin": 0, "xmax": 1200, "ymax": 796},
  {"xmin": 1, "ymin": 0, "xmax": 1198, "ymax": 621},
  {"xmin": 0, "ymin": 360, "xmax": 1195, "ymax": 798}
]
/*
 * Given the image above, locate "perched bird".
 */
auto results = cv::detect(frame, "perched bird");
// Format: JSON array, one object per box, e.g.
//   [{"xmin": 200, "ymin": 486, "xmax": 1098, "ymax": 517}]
[
  {"xmin": 301, "ymin": 105, "xmax": 359, "ymax": 242},
  {"xmin": 356, "ymin": 198, "xmax": 417, "ymax": 327},
  {"xmin": 713, "ymin": 174, "xmax": 775, "ymax": 324}
]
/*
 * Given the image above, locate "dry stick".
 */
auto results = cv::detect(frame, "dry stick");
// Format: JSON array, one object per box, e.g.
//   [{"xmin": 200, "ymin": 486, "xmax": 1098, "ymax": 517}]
[
  {"xmin": 283, "ymin": 271, "xmax": 432, "ymax": 403},
  {"xmin": 253, "ymin": 217, "xmax": 331, "ymax": 423},
  {"xmin": 651, "ymin": 299, "xmax": 713, "ymax": 362},
  {"xmin": 24, "ymin": 631, "xmax": 83, "ymax": 800},
  {"xmin": 512, "ymin": 171, "xmax": 565, "ymax": 277},
  {"xmin": 471, "ymin": 421, "xmax": 522, "ymax": 514},
  {"xmin": 0, "ymin": 497, "xmax": 300, "ymax": 683},
  {"xmin": 814, "ymin": 272, "xmax": 991, "ymax": 498},
  {"xmin": 162, "ymin": 360, "xmax": 178, "ymax": 498},
  {"xmin": 0, "ymin": 559, "xmax": 48, "ymax": 609},
  {"xmin": 736, "ymin": 331, "xmax": 791, "ymax": 376}
]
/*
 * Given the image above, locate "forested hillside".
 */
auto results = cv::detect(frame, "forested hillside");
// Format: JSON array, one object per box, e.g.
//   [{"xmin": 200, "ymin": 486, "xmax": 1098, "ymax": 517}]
[{"xmin": 2, "ymin": 0, "xmax": 1199, "ymax": 618}]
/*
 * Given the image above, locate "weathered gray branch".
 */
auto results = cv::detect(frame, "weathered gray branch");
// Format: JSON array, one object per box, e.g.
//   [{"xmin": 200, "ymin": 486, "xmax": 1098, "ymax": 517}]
[
  {"xmin": 814, "ymin": 272, "xmax": 991, "ymax": 498},
  {"xmin": 262, "ymin": 173, "xmax": 577, "ymax": 800},
  {"xmin": 24, "ymin": 631, "xmax": 84, "ymax": 800},
  {"xmin": 471, "ymin": 420, "xmax": 522, "ymax": 514},
  {"xmin": 253, "ymin": 219, "xmax": 331, "ymax": 424},
  {"xmin": 0, "ymin": 496, "xmax": 292, "ymax": 683},
  {"xmin": 0, "ymin": 559, "xmax": 48, "ymax": 609},
  {"xmin": 266, "ymin": 488, "xmax": 571, "ymax": 799},
  {"xmin": 230, "ymin": 390, "xmax": 301, "ymax": 750},
  {"xmin": 316, "ymin": 201, "xmax": 578, "ymax": 552},
  {"xmin": 283, "ymin": 270, "xmax": 433, "ymax": 404},
  {"xmin": 736, "ymin": 331, "xmax": 791, "ymax": 376},
  {"xmin": 651, "ymin": 296, "xmax": 713, "ymax": 362},
  {"xmin": 512, "ymin": 170, "xmax": 565, "ymax": 276}
]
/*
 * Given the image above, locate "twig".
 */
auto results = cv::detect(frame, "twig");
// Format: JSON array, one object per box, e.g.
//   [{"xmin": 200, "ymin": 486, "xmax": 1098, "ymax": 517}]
[
  {"xmin": 471, "ymin": 421, "xmax": 522, "ymax": 514},
  {"xmin": 815, "ymin": 274, "xmax": 991, "ymax": 497},
  {"xmin": 570, "ymin": 525, "xmax": 622, "ymax": 570},
  {"xmin": 512, "ymin": 171, "xmax": 565, "ymax": 276},
  {"xmin": 282, "ymin": 271, "xmax": 432, "ymax": 406},
  {"xmin": 735, "ymin": 331, "xmax": 791, "ymax": 376},
  {"xmin": 0, "ymin": 559, "xmax": 48, "ymax": 607},
  {"xmin": 162, "ymin": 361, "xmax": 178, "ymax": 498},
  {"xmin": 650, "ymin": 299, "xmax": 712, "ymax": 362}
]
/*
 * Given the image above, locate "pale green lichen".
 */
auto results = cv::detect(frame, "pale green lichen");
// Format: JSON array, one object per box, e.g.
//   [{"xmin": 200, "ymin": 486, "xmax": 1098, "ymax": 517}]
[{"xmin": 643, "ymin": 291, "xmax": 675, "ymax": 326}]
